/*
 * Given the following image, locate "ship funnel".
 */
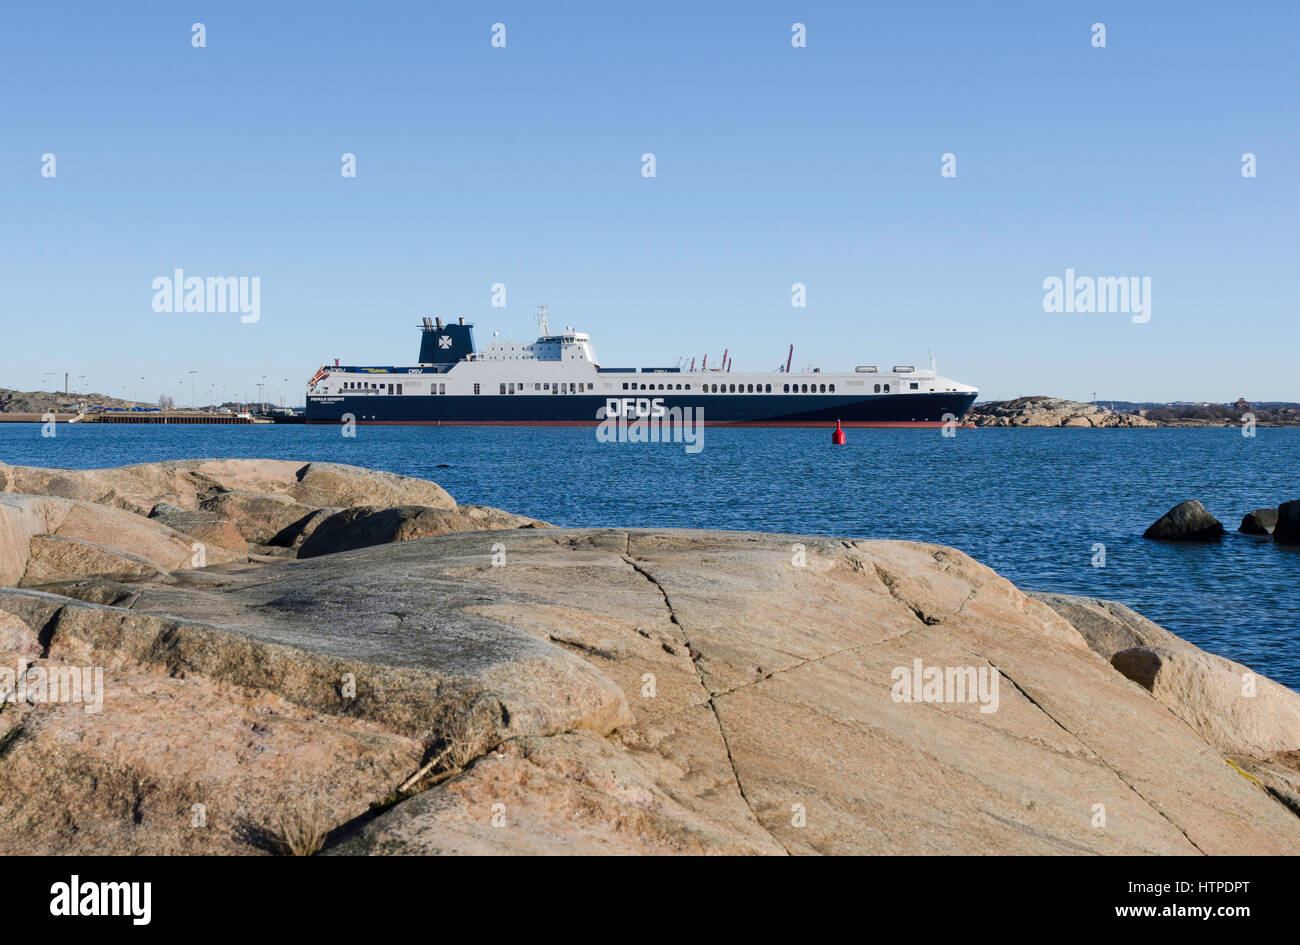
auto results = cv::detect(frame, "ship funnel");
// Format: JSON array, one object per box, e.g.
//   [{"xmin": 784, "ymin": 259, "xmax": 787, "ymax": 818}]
[
  {"xmin": 418, "ymin": 315, "xmax": 476, "ymax": 365},
  {"xmin": 458, "ymin": 316, "xmax": 465, "ymax": 325}
]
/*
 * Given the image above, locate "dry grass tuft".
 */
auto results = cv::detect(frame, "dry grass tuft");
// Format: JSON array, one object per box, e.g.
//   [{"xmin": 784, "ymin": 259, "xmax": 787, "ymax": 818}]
[{"xmin": 272, "ymin": 806, "xmax": 329, "ymax": 856}]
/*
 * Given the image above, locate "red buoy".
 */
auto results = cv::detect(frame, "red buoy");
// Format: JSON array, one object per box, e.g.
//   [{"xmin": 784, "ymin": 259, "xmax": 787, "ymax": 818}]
[{"xmin": 831, "ymin": 419, "xmax": 846, "ymax": 445}]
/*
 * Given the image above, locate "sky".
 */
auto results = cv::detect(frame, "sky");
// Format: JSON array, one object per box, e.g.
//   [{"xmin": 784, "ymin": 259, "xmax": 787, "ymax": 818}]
[{"xmin": 1, "ymin": 1, "xmax": 1297, "ymax": 405}]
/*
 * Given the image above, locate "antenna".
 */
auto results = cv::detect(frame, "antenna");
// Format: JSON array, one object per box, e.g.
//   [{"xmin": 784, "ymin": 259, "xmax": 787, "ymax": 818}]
[
  {"xmin": 536, "ymin": 305, "xmax": 550, "ymax": 337},
  {"xmin": 929, "ymin": 350, "xmax": 937, "ymax": 373}
]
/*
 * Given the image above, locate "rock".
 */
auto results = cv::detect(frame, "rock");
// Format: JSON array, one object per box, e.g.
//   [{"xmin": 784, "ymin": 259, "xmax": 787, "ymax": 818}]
[
  {"xmin": 0, "ymin": 460, "xmax": 512, "ymax": 563},
  {"xmin": 267, "ymin": 506, "xmax": 342, "ymax": 550},
  {"xmin": 966, "ymin": 396, "xmax": 1156, "ymax": 428},
  {"xmin": 1028, "ymin": 592, "xmax": 1179, "ymax": 656},
  {"xmin": 1239, "ymin": 508, "xmax": 1278, "ymax": 536},
  {"xmin": 1034, "ymin": 592, "xmax": 1300, "ymax": 759},
  {"xmin": 0, "ymin": 459, "xmax": 456, "ymax": 517},
  {"xmin": 298, "ymin": 504, "xmax": 547, "ymax": 558},
  {"xmin": 1109, "ymin": 645, "xmax": 1300, "ymax": 756},
  {"xmin": 0, "ymin": 610, "xmax": 41, "ymax": 660},
  {"xmin": 21, "ymin": 535, "xmax": 171, "ymax": 586},
  {"xmin": 198, "ymin": 491, "xmax": 318, "ymax": 546},
  {"xmin": 2, "ymin": 528, "xmax": 1298, "ymax": 855},
  {"xmin": 0, "ymin": 493, "xmax": 238, "ymax": 587},
  {"xmin": 287, "ymin": 462, "xmax": 455, "ymax": 511},
  {"xmin": 1274, "ymin": 500, "xmax": 1300, "ymax": 545},
  {"xmin": 1142, "ymin": 500, "xmax": 1224, "ymax": 541},
  {"xmin": 148, "ymin": 503, "xmax": 249, "ymax": 553}
]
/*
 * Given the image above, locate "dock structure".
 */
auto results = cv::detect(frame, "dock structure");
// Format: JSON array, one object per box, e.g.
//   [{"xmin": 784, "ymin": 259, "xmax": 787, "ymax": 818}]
[{"xmin": 92, "ymin": 411, "xmax": 255, "ymax": 424}]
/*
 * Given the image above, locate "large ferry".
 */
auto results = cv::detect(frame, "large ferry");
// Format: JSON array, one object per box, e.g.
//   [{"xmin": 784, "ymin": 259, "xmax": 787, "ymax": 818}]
[{"xmin": 305, "ymin": 307, "xmax": 978, "ymax": 426}]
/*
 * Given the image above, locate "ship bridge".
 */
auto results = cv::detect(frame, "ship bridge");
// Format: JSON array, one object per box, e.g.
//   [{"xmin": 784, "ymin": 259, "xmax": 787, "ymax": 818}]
[{"xmin": 464, "ymin": 305, "xmax": 599, "ymax": 365}]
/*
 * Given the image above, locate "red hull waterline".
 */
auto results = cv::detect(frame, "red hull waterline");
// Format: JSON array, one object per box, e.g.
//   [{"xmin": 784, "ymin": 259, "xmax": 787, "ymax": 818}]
[{"xmin": 305, "ymin": 419, "xmax": 975, "ymax": 428}]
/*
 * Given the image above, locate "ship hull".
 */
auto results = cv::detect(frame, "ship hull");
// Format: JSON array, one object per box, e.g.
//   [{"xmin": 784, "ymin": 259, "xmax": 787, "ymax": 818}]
[{"xmin": 305, "ymin": 391, "xmax": 978, "ymax": 426}]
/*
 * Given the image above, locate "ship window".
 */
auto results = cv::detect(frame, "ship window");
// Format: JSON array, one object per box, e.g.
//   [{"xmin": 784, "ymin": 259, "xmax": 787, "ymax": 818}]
[
  {"xmin": 883, "ymin": 384, "xmax": 890, "ymax": 392},
  {"xmin": 473, "ymin": 383, "xmax": 481, "ymax": 395},
  {"xmin": 820, "ymin": 384, "xmax": 826, "ymax": 393},
  {"xmin": 910, "ymin": 382, "xmax": 918, "ymax": 390},
  {"xmin": 508, "ymin": 383, "xmax": 515, "ymax": 394},
  {"xmin": 685, "ymin": 384, "xmax": 691, "ymax": 390},
  {"xmin": 397, "ymin": 384, "xmax": 403, "ymax": 395},
  {"xmin": 765, "ymin": 384, "xmax": 771, "ymax": 393},
  {"xmin": 499, "ymin": 383, "xmax": 506, "ymax": 395},
  {"xmin": 874, "ymin": 384, "xmax": 881, "ymax": 393},
  {"xmin": 622, "ymin": 383, "xmax": 628, "ymax": 390},
  {"xmin": 727, "ymin": 384, "xmax": 734, "ymax": 393},
  {"xmin": 828, "ymin": 384, "xmax": 834, "ymax": 393},
  {"xmin": 783, "ymin": 384, "xmax": 789, "ymax": 393},
  {"xmin": 802, "ymin": 384, "xmax": 808, "ymax": 393},
  {"xmin": 388, "ymin": 384, "xmax": 394, "ymax": 395},
  {"xmin": 746, "ymin": 384, "xmax": 753, "ymax": 393}
]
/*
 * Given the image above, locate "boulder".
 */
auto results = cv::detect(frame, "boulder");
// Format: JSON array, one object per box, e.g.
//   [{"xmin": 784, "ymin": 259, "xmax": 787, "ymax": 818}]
[
  {"xmin": 0, "ymin": 493, "xmax": 237, "ymax": 587},
  {"xmin": 1034, "ymin": 591, "xmax": 1300, "ymax": 759},
  {"xmin": 1240, "ymin": 508, "xmax": 1278, "ymax": 536},
  {"xmin": 198, "ymin": 491, "xmax": 318, "ymax": 546},
  {"xmin": 0, "ymin": 460, "xmax": 510, "ymax": 560},
  {"xmin": 1109, "ymin": 646, "xmax": 1300, "ymax": 758},
  {"xmin": 1142, "ymin": 500, "xmax": 1223, "ymax": 541},
  {"xmin": 286, "ymin": 462, "xmax": 455, "ymax": 511},
  {"xmin": 2, "ymin": 529, "xmax": 1297, "ymax": 856},
  {"xmin": 21, "ymin": 534, "xmax": 171, "ymax": 587},
  {"xmin": 267, "ymin": 506, "xmax": 343, "ymax": 550},
  {"xmin": 148, "ymin": 503, "xmax": 249, "ymax": 553},
  {"xmin": 298, "ymin": 504, "xmax": 547, "ymax": 558},
  {"xmin": 0, "ymin": 459, "xmax": 456, "ymax": 517},
  {"xmin": 1274, "ymin": 500, "xmax": 1300, "ymax": 545}
]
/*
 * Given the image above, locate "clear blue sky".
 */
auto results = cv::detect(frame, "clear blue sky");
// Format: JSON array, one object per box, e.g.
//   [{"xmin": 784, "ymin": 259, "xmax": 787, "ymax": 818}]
[{"xmin": 2, "ymin": 1, "xmax": 1297, "ymax": 405}]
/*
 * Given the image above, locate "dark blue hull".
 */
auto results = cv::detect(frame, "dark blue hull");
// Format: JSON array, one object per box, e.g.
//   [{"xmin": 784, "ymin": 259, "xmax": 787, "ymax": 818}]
[{"xmin": 306, "ymin": 391, "xmax": 977, "ymax": 425}]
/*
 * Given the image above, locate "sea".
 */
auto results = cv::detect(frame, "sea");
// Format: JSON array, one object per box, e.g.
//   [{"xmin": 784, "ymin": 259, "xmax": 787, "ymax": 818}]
[{"xmin": 2, "ymin": 423, "xmax": 1297, "ymax": 690}]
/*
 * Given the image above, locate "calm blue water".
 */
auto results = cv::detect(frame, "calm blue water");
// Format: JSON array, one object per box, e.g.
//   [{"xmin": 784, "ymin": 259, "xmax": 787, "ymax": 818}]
[{"xmin": 3, "ymin": 423, "xmax": 1298, "ymax": 689}]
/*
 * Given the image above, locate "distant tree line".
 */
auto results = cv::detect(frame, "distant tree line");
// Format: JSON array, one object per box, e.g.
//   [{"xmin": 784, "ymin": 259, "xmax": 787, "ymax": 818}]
[{"xmin": 1143, "ymin": 404, "xmax": 1299, "ymax": 424}]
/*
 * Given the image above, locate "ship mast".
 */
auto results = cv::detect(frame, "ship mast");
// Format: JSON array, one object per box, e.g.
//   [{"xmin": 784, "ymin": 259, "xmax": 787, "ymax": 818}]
[{"xmin": 536, "ymin": 304, "xmax": 550, "ymax": 337}]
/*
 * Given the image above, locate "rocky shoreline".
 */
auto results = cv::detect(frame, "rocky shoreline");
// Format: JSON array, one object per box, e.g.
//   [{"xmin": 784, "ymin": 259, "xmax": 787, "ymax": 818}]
[
  {"xmin": 2, "ymin": 459, "xmax": 1298, "ymax": 855},
  {"xmin": 966, "ymin": 397, "xmax": 1156, "ymax": 428}
]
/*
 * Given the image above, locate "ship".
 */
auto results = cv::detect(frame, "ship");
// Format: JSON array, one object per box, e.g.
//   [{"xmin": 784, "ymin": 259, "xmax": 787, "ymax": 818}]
[{"xmin": 304, "ymin": 306, "xmax": 978, "ymax": 426}]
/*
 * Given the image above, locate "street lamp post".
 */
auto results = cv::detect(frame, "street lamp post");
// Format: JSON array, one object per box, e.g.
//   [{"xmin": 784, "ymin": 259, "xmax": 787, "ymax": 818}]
[{"xmin": 189, "ymin": 371, "xmax": 197, "ymax": 409}]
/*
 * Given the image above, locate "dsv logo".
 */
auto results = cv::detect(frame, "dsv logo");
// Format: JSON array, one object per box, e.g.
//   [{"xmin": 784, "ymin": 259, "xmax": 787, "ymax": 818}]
[{"xmin": 604, "ymin": 397, "xmax": 666, "ymax": 419}]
